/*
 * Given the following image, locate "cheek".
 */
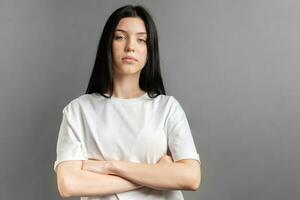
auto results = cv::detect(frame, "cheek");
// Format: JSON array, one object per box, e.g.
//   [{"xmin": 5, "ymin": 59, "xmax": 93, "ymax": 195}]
[
  {"xmin": 140, "ymin": 47, "xmax": 148, "ymax": 61},
  {"xmin": 112, "ymin": 43, "xmax": 121, "ymax": 59}
]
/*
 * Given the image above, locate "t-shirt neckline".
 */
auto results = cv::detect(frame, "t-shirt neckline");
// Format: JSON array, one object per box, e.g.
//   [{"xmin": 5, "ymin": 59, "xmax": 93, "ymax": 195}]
[{"xmin": 106, "ymin": 92, "xmax": 149, "ymax": 102}]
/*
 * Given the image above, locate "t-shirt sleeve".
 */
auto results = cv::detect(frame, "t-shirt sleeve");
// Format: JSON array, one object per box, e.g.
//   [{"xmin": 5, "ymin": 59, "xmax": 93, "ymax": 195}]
[
  {"xmin": 53, "ymin": 104, "xmax": 87, "ymax": 173},
  {"xmin": 165, "ymin": 96, "xmax": 201, "ymax": 165}
]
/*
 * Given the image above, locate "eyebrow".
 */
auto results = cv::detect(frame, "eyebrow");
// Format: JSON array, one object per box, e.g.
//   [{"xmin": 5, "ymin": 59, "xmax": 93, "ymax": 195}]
[{"xmin": 115, "ymin": 29, "xmax": 147, "ymax": 35}]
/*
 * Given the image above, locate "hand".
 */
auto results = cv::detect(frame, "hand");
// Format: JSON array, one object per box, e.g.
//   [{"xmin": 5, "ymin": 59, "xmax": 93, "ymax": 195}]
[
  {"xmin": 82, "ymin": 159, "xmax": 114, "ymax": 175},
  {"xmin": 158, "ymin": 154, "xmax": 174, "ymax": 164}
]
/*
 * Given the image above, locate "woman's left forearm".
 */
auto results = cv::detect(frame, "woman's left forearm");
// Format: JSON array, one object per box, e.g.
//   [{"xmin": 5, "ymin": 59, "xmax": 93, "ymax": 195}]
[{"xmin": 109, "ymin": 161, "xmax": 196, "ymax": 191}]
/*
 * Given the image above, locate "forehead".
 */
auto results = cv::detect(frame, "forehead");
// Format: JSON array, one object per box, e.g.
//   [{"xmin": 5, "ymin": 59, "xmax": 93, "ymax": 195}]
[{"xmin": 115, "ymin": 17, "xmax": 147, "ymax": 34}]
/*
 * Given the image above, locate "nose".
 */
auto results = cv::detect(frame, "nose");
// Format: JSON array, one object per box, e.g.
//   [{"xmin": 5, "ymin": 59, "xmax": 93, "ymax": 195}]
[{"xmin": 125, "ymin": 37, "xmax": 135, "ymax": 52}]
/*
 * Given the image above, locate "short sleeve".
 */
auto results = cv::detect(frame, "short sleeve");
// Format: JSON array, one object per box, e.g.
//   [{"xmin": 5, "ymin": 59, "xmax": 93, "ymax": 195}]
[
  {"xmin": 53, "ymin": 105, "xmax": 87, "ymax": 173},
  {"xmin": 165, "ymin": 96, "xmax": 201, "ymax": 165}
]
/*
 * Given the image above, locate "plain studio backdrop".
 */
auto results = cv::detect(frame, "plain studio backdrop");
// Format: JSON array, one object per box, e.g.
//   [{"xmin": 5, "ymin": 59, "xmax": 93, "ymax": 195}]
[{"xmin": 1, "ymin": 0, "xmax": 299, "ymax": 199}]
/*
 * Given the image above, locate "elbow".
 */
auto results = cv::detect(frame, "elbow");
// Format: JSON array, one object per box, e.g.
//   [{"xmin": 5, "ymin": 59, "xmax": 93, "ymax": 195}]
[
  {"xmin": 57, "ymin": 175, "xmax": 74, "ymax": 198},
  {"xmin": 181, "ymin": 174, "xmax": 201, "ymax": 191},
  {"xmin": 182, "ymin": 176, "xmax": 200, "ymax": 191},
  {"xmin": 177, "ymin": 160, "xmax": 201, "ymax": 191},
  {"xmin": 187, "ymin": 169, "xmax": 201, "ymax": 191},
  {"xmin": 55, "ymin": 161, "xmax": 83, "ymax": 198},
  {"xmin": 189, "ymin": 177, "xmax": 201, "ymax": 191}
]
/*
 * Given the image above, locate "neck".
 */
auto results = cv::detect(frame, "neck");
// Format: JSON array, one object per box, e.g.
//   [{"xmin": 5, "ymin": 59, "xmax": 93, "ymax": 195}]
[{"xmin": 111, "ymin": 72, "xmax": 145, "ymax": 98}]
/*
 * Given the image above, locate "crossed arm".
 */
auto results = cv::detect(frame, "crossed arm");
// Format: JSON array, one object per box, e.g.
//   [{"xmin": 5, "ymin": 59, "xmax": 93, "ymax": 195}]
[{"xmin": 56, "ymin": 155, "xmax": 201, "ymax": 198}]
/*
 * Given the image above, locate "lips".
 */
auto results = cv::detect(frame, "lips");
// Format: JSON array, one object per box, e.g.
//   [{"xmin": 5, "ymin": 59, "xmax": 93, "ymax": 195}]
[{"xmin": 122, "ymin": 56, "xmax": 138, "ymax": 62}]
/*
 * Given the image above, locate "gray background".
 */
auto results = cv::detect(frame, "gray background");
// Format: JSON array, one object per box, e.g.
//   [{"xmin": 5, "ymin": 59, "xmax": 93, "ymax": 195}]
[{"xmin": 1, "ymin": 0, "xmax": 299, "ymax": 199}]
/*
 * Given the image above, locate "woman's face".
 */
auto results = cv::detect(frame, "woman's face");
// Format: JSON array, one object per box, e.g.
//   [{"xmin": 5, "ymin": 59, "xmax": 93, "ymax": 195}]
[{"xmin": 112, "ymin": 17, "xmax": 148, "ymax": 75}]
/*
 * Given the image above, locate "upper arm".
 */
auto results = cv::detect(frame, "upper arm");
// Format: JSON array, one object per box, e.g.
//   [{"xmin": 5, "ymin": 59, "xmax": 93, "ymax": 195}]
[
  {"xmin": 165, "ymin": 97, "xmax": 200, "ymax": 163},
  {"xmin": 56, "ymin": 160, "xmax": 83, "ymax": 198},
  {"xmin": 54, "ymin": 105, "xmax": 87, "ymax": 196},
  {"xmin": 175, "ymin": 159, "xmax": 201, "ymax": 173}
]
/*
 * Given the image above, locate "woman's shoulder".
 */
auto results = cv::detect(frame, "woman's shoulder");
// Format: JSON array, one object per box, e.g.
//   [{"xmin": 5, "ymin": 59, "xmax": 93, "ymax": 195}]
[
  {"xmin": 157, "ymin": 93, "xmax": 178, "ymax": 102},
  {"xmin": 153, "ymin": 94, "xmax": 181, "ymax": 107},
  {"xmin": 62, "ymin": 93, "xmax": 100, "ymax": 113}
]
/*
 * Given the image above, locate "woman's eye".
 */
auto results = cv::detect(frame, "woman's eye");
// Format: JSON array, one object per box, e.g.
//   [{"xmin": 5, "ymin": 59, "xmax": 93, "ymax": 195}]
[
  {"xmin": 138, "ymin": 38, "xmax": 147, "ymax": 43},
  {"xmin": 115, "ymin": 35, "xmax": 126, "ymax": 40}
]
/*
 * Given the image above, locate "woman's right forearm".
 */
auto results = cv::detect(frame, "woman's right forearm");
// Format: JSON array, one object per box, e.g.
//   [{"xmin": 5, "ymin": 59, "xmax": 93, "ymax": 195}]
[{"xmin": 63, "ymin": 169, "xmax": 144, "ymax": 198}]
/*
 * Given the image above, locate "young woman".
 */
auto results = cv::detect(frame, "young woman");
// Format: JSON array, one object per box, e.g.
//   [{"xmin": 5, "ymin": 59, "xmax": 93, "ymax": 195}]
[{"xmin": 54, "ymin": 4, "xmax": 201, "ymax": 200}]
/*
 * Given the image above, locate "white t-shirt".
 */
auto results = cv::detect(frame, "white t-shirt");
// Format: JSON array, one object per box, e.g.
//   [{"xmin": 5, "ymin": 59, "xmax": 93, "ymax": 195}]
[{"xmin": 54, "ymin": 92, "xmax": 200, "ymax": 200}]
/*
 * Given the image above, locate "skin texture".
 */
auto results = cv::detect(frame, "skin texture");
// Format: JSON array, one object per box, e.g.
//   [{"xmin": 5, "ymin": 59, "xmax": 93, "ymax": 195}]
[
  {"xmin": 55, "ymin": 17, "xmax": 201, "ymax": 198},
  {"xmin": 81, "ymin": 155, "xmax": 174, "ymax": 174},
  {"xmin": 56, "ymin": 155, "xmax": 200, "ymax": 197},
  {"xmin": 82, "ymin": 155, "xmax": 201, "ymax": 191}
]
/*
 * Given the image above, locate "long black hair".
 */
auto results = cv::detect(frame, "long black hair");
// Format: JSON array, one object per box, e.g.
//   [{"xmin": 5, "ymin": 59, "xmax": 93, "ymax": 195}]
[{"xmin": 85, "ymin": 4, "xmax": 166, "ymax": 98}]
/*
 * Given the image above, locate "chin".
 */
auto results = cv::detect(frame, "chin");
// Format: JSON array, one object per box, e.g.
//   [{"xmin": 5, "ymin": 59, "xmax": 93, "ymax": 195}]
[{"xmin": 116, "ymin": 65, "xmax": 144, "ymax": 74}]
